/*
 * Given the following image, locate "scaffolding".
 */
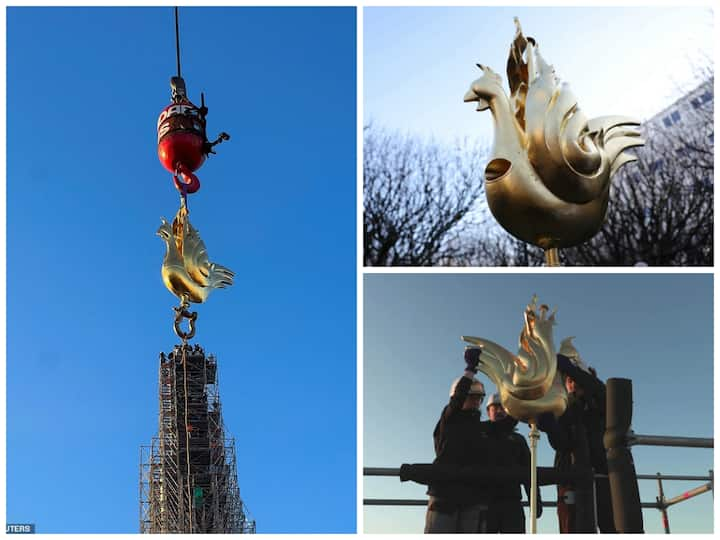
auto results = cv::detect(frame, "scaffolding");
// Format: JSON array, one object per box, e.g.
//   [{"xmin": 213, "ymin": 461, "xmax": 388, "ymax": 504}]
[{"xmin": 140, "ymin": 343, "xmax": 255, "ymax": 533}]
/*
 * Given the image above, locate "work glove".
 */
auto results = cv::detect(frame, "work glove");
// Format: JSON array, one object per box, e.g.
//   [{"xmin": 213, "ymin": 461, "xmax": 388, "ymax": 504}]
[{"xmin": 464, "ymin": 346, "xmax": 482, "ymax": 373}]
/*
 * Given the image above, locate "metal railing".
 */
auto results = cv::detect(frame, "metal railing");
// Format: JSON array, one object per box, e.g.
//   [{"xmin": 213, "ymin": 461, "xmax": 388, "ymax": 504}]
[
  {"xmin": 364, "ymin": 467, "xmax": 713, "ymax": 532},
  {"xmin": 364, "ymin": 378, "xmax": 713, "ymax": 533},
  {"xmin": 628, "ymin": 433, "xmax": 713, "ymax": 449}
]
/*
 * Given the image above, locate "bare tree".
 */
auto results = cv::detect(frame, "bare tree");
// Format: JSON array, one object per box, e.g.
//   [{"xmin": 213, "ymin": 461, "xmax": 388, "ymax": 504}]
[
  {"xmin": 562, "ymin": 76, "xmax": 713, "ymax": 266},
  {"xmin": 363, "ymin": 126, "xmax": 490, "ymax": 266}
]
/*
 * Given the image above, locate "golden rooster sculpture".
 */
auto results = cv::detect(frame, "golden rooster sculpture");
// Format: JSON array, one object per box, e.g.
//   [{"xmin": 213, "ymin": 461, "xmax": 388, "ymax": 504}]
[
  {"xmin": 157, "ymin": 205, "xmax": 234, "ymax": 304},
  {"xmin": 461, "ymin": 295, "xmax": 567, "ymax": 422},
  {"xmin": 463, "ymin": 18, "xmax": 644, "ymax": 255}
]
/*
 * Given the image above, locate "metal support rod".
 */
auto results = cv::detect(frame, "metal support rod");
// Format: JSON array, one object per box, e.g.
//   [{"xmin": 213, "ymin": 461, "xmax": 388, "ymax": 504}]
[
  {"xmin": 710, "ymin": 469, "xmax": 714, "ymax": 495},
  {"xmin": 396, "ymin": 462, "xmax": 590, "ymax": 486},
  {"xmin": 604, "ymin": 378, "xmax": 644, "ymax": 532},
  {"xmin": 365, "ymin": 467, "xmax": 712, "ymax": 483},
  {"xmin": 637, "ymin": 474, "xmax": 712, "ymax": 481},
  {"xmin": 544, "ymin": 247, "xmax": 560, "ymax": 266},
  {"xmin": 656, "ymin": 473, "xmax": 670, "ymax": 534},
  {"xmin": 363, "ymin": 498, "xmax": 664, "ymax": 509},
  {"xmin": 364, "ymin": 499, "xmax": 434, "ymax": 506},
  {"xmin": 365, "ymin": 467, "xmax": 401, "ymax": 476},
  {"xmin": 529, "ymin": 423, "xmax": 539, "ymax": 534},
  {"xmin": 663, "ymin": 483, "xmax": 713, "ymax": 508},
  {"xmin": 628, "ymin": 433, "xmax": 713, "ymax": 448}
]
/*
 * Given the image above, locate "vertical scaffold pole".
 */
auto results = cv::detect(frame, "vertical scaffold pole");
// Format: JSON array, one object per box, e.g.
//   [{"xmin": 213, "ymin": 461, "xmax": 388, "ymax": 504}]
[
  {"xmin": 529, "ymin": 423, "xmax": 540, "ymax": 533},
  {"xmin": 656, "ymin": 473, "xmax": 670, "ymax": 533},
  {"xmin": 604, "ymin": 378, "xmax": 644, "ymax": 532}
]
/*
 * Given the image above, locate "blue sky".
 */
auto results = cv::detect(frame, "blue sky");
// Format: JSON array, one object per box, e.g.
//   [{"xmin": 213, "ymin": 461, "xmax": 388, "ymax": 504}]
[
  {"xmin": 364, "ymin": 274, "xmax": 713, "ymax": 533},
  {"xmin": 6, "ymin": 7, "xmax": 356, "ymax": 533},
  {"xmin": 364, "ymin": 6, "xmax": 714, "ymax": 144}
]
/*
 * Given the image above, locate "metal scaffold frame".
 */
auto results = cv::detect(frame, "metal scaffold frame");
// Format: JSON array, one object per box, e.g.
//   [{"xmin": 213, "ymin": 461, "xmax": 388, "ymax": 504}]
[{"xmin": 140, "ymin": 344, "xmax": 255, "ymax": 533}]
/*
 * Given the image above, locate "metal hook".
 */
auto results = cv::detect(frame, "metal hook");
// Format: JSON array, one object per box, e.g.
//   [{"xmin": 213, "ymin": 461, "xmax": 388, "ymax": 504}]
[
  {"xmin": 173, "ymin": 299, "xmax": 198, "ymax": 341},
  {"xmin": 173, "ymin": 163, "xmax": 201, "ymax": 194}
]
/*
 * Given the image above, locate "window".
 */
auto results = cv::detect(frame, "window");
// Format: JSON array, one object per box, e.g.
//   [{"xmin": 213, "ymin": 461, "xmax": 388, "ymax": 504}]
[{"xmin": 662, "ymin": 110, "xmax": 681, "ymax": 127}]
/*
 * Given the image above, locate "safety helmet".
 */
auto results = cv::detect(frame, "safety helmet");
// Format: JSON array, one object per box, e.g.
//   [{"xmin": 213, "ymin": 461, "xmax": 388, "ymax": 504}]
[
  {"xmin": 450, "ymin": 377, "xmax": 485, "ymax": 399},
  {"xmin": 485, "ymin": 392, "xmax": 503, "ymax": 410},
  {"xmin": 558, "ymin": 337, "xmax": 591, "ymax": 374}
]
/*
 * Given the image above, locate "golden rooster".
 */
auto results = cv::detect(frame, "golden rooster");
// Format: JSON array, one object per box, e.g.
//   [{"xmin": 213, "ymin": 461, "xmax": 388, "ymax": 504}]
[
  {"xmin": 462, "ymin": 295, "xmax": 567, "ymax": 421},
  {"xmin": 463, "ymin": 18, "xmax": 644, "ymax": 250},
  {"xmin": 157, "ymin": 207, "xmax": 234, "ymax": 304}
]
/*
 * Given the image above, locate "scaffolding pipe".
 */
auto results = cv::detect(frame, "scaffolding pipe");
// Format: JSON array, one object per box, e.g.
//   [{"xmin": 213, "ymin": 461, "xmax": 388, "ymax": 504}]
[
  {"xmin": 365, "ymin": 467, "xmax": 400, "ymax": 476},
  {"xmin": 363, "ymin": 498, "xmax": 664, "ymax": 509},
  {"xmin": 637, "ymin": 474, "xmax": 712, "ymax": 481},
  {"xmin": 396, "ymin": 463, "xmax": 591, "ymax": 486},
  {"xmin": 604, "ymin": 378, "xmax": 644, "ymax": 533},
  {"xmin": 365, "ymin": 467, "xmax": 712, "ymax": 483},
  {"xmin": 628, "ymin": 433, "xmax": 713, "ymax": 448},
  {"xmin": 663, "ymin": 483, "xmax": 713, "ymax": 508},
  {"xmin": 529, "ymin": 423, "xmax": 539, "ymax": 534},
  {"xmin": 365, "ymin": 467, "xmax": 713, "ymax": 533},
  {"xmin": 656, "ymin": 473, "xmax": 670, "ymax": 533}
]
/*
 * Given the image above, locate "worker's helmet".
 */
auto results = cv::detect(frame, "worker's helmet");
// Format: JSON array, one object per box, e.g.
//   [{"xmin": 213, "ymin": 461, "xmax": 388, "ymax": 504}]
[
  {"xmin": 558, "ymin": 337, "xmax": 591, "ymax": 374},
  {"xmin": 486, "ymin": 392, "xmax": 503, "ymax": 410},
  {"xmin": 449, "ymin": 377, "xmax": 485, "ymax": 400}
]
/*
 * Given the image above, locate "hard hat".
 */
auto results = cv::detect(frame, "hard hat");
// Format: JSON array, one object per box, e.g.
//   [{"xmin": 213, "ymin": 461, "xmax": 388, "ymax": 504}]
[
  {"xmin": 558, "ymin": 337, "xmax": 591, "ymax": 374},
  {"xmin": 486, "ymin": 392, "xmax": 503, "ymax": 410},
  {"xmin": 450, "ymin": 377, "xmax": 485, "ymax": 399}
]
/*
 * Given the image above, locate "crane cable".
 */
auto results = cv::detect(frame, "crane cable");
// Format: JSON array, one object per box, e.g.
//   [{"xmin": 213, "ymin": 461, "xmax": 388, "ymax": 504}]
[{"xmin": 174, "ymin": 7, "xmax": 182, "ymax": 78}]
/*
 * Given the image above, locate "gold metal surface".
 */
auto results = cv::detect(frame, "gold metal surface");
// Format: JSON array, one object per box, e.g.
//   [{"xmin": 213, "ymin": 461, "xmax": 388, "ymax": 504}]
[
  {"xmin": 461, "ymin": 295, "xmax": 568, "ymax": 422},
  {"xmin": 464, "ymin": 18, "xmax": 644, "ymax": 249},
  {"xmin": 157, "ymin": 203, "xmax": 234, "ymax": 303},
  {"xmin": 544, "ymin": 247, "xmax": 560, "ymax": 267}
]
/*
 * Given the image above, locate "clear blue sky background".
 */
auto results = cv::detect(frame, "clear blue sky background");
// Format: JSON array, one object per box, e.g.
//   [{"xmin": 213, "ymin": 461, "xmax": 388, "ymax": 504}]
[
  {"xmin": 7, "ymin": 7, "xmax": 356, "ymax": 533},
  {"xmin": 364, "ymin": 274, "xmax": 713, "ymax": 533},
  {"xmin": 365, "ymin": 6, "xmax": 714, "ymax": 144}
]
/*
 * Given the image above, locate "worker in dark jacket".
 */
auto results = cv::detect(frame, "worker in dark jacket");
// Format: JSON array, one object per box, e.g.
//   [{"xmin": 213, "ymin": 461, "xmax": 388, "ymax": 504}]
[
  {"xmin": 484, "ymin": 393, "xmax": 542, "ymax": 533},
  {"xmin": 537, "ymin": 342, "xmax": 616, "ymax": 533},
  {"xmin": 425, "ymin": 347, "xmax": 490, "ymax": 533}
]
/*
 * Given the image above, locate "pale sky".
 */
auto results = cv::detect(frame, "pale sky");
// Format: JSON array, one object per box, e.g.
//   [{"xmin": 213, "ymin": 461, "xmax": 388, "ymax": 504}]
[
  {"xmin": 363, "ymin": 274, "xmax": 713, "ymax": 533},
  {"xmin": 364, "ymin": 6, "xmax": 714, "ymax": 144}
]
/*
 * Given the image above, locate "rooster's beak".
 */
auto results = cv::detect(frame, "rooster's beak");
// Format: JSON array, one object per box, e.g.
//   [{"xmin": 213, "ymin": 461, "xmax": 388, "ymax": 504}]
[
  {"xmin": 464, "ymin": 90, "xmax": 490, "ymax": 112},
  {"xmin": 463, "ymin": 89, "xmax": 478, "ymax": 103}
]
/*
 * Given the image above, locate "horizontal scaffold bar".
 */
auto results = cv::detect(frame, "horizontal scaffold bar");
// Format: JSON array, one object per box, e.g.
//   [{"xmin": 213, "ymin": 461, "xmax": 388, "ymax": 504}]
[
  {"xmin": 363, "ymin": 499, "xmax": 663, "ymax": 509},
  {"xmin": 628, "ymin": 433, "xmax": 713, "ymax": 448},
  {"xmin": 364, "ymin": 468, "xmax": 713, "ymax": 482}
]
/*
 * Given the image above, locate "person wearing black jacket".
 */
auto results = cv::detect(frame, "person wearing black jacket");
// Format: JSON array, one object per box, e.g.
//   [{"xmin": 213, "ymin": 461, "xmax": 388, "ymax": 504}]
[
  {"xmin": 484, "ymin": 393, "xmax": 542, "ymax": 533},
  {"xmin": 425, "ymin": 347, "xmax": 489, "ymax": 533},
  {"xmin": 537, "ymin": 349, "xmax": 616, "ymax": 533}
]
